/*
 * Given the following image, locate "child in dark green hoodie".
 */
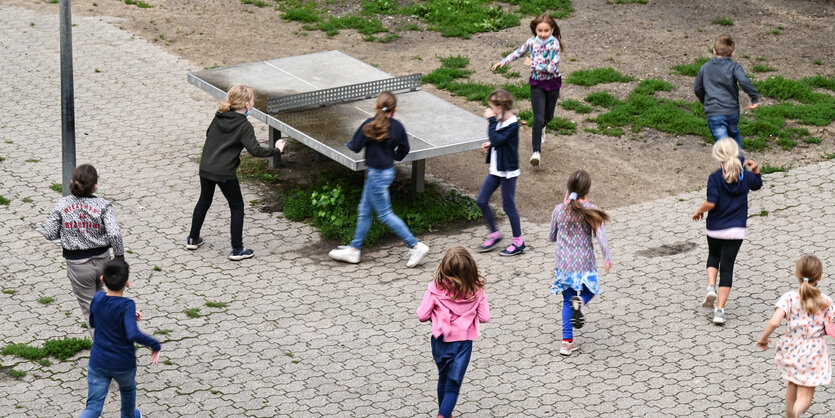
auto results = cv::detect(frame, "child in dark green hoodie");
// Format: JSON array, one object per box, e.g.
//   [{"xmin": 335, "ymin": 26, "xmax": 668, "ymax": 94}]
[{"xmin": 187, "ymin": 85, "xmax": 285, "ymax": 260}]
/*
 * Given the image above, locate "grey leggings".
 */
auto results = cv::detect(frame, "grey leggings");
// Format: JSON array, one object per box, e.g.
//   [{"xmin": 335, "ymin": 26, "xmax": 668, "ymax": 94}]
[{"xmin": 66, "ymin": 251, "xmax": 109, "ymax": 338}]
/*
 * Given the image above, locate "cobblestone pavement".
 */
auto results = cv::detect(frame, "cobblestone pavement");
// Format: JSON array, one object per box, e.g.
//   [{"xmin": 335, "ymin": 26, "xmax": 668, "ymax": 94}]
[{"xmin": 1, "ymin": 5, "xmax": 834, "ymax": 417}]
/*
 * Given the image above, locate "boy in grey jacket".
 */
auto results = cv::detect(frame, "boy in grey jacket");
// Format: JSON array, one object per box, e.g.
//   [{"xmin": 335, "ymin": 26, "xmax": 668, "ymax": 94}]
[{"xmin": 694, "ymin": 35, "xmax": 760, "ymax": 158}]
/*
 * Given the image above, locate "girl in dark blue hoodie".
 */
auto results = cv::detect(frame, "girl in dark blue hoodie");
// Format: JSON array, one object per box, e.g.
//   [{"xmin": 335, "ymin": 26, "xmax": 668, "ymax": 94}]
[{"xmin": 692, "ymin": 138, "xmax": 762, "ymax": 324}]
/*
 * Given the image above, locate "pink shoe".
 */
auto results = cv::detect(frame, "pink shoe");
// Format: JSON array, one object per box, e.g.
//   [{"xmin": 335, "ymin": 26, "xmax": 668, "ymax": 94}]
[{"xmin": 477, "ymin": 233, "xmax": 502, "ymax": 252}]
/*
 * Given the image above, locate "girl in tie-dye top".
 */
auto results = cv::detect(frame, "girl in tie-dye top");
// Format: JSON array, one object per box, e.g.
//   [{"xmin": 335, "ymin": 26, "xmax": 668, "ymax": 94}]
[
  {"xmin": 548, "ymin": 170, "xmax": 612, "ymax": 356},
  {"xmin": 492, "ymin": 12, "xmax": 564, "ymax": 167},
  {"xmin": 757, "ymin": 255, "xmax": 834, "ymax": 418}
]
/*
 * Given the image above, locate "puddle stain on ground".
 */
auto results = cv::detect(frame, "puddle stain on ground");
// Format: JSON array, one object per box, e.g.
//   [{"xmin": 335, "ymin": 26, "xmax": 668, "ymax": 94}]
[{"xmin": 635, "ymin": 241, "xmax": 697, "ymax": 257}]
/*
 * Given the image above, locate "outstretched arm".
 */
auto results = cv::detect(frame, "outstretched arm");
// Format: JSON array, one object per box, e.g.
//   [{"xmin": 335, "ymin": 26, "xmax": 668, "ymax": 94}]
[{"xmin": 756, "ymin": 308, "xmax": 785, "ymax": 350}]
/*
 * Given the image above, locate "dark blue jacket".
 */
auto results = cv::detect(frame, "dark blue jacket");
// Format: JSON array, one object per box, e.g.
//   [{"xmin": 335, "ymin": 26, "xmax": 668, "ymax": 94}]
[
  {"xmin": 347, "ymin": 118, "xmax": 410, "ymax": 169},
  {"xmin": 705, "ymin": 169, "xmax": 762, "ymax": 230},
  {"xmin": 89, "ymin": 291, "xmax": 161, "ymax": 371},
  {"xmin": 484, "ymin": 116, "xmax": 519, "ymax": 172}
]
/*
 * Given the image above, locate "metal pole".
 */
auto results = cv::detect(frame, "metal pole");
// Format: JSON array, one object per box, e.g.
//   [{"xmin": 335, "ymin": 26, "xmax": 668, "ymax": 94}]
[{"xmin": 60, "ymin": 0, "xmax": 76, "ymax": 196}]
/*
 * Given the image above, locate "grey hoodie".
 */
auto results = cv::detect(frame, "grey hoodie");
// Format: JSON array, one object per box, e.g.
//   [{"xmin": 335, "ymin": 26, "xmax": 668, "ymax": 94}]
[{"xmin": 694, "ymin": 57, "xmax": 759, "ymax": 116}]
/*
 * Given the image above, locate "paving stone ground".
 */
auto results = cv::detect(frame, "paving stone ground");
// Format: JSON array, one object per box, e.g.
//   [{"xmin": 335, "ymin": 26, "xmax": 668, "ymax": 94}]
[{"xmin": 1, "ymin": 5, "xmax": 834, "ymax": 417}]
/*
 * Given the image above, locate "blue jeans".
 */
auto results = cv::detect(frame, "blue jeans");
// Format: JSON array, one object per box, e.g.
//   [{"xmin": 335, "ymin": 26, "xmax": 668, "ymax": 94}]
[
  {"xmin": 706, "ymin": 114, "xmax": 745, "ymax": 161},
  {"xmin": 431, "ymin": 336, "xmax": 472, "ymax": 418},
  {"xmin": 80, "ymin": 366, "xmax": 139, "ymax": 418},
  {"xmin": 562, "ymin": 286, "xmax": 595, "ymax": 341},
  {"xmin": 350, "ymin": 167, "xmax": 417, "ymax": 250}
]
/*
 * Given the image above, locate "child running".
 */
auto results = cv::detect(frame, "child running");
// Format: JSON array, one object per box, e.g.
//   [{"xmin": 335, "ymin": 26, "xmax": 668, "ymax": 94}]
[
  {"xmin": 692, "ymin": 137, "xmax": 762, "ymax": 324},
  {"xmin": 492, "ymin": 12, "xmax": 563, "ymax": 166},
  {"xmin": 327, "ymin": 91, "xmax": 429, "ymax": 267},
  {"xmin": 42, "ymin": 164, "xmax": 124, "ymax": 338},
  {"xmin": 187, "ymin": 84, "xmax": 285, "ymax": 261},
  {"xmin": 475, "ymin": 88, "xmax": 526, "ymax": 256},
  {"xmin": 80, "ymin": 259, "xmax": 161, "ymax": 418},
  {"xmin": 757, "ymin": 255, "xmax": 834, "ymax": 418},
  {"xmin": 548, "ymin": 170, "xmax": 612, "ymax": 356},
  {"xmin": 417, "ymin": 246, "xmax": 490, "ymax": 418}
]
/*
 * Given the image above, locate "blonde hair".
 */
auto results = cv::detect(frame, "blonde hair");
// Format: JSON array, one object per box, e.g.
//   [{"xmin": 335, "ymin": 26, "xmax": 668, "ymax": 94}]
[
  {"xmin": 712, "ymin": 138, "xmax": 743, "ymax": 184},
  {"xmin": 363, "ymin": 91, "xmax": 396, "ymax": 142},
  {"xmin": 714, "ymin": 35, "xmax": 735, "ymax": 57},
  {"xmin": 434, "ymin": 246, "xmax": 485, "ymax": 301},
  {"xmin": 218, "ymin": 85, "xmax": 254, "ymax": 113},
  {"xmin": 796, "ymin": 255, "xmax": 828, "ymax": 316}
]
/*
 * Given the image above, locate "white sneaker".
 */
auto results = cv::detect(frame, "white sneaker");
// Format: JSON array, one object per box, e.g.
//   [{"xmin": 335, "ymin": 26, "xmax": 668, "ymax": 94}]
[
  {"xmin": 713, "ymin": 308, "xmax": 725, "ymax": 325},
  {"xmin": 406, "ymin": 242, "xmax": 429, "ymax": 267},
  {"xmin": 328, "ymin": 246, "xmax": 360, "ymax": 264},
  {"xmin": 702, "ymin": 285, "xmax": 717, "ymax": 308},
  {"xmin": 530, "ymin": 151, "xmax": 540, "ymax": 166}
]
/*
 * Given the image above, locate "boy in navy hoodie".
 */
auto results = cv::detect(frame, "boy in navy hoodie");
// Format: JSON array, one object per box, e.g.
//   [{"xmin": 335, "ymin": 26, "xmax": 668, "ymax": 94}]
[{"xmin": 80, "ymin": 259, "xmax": 160, "ymax": 418}]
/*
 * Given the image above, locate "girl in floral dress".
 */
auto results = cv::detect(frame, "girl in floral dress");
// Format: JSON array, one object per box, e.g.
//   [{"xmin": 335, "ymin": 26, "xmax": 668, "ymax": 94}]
[
  {"xmin": 548, "ymin": 170, "xmax": 612, "ymax": 356},
  {"xmin": 757, "ymin": 255, "xmax": 835, "ymax": 418}
]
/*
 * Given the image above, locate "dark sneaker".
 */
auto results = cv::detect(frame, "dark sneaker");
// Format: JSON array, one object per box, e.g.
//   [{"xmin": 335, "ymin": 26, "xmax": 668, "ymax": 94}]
[
  {"xmin": 229, "ymin": 247, "xmax": 254, "ymax": 261},
  {"xmin": 499, "ymin": 242, "xmax": 526, "ymax": 256},
  {"xmin": 570, "ymin": 295, "xmax": 585, "ymax": 329},
  {"xmin": 186, "ymin": 237, "xmax": 204, "ymax": 250},
  {"xmin": 477, "ymin": 235, "xmax": 503, "ymax": 252}
]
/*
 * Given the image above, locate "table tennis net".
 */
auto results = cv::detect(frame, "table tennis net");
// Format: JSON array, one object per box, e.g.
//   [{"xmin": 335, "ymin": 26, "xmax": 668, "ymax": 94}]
[{"xmin": 266, "ymin": 73, "xmax": 422, "ymax": 114}]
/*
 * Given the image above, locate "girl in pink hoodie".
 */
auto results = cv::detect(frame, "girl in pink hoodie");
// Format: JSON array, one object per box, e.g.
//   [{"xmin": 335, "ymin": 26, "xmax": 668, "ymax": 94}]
[{"xmin": 417, "ymin": 246, "xmax": 491, "ymax": 418}]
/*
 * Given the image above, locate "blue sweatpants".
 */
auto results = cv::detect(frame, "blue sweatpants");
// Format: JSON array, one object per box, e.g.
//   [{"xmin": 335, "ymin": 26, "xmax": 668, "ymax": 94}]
[
  {"xmin": 431, "ymin": 336, "xmax": 472, "ymax": 418},
  {"xmin": 562, "ymin": 286, "xmax": 595, "ymax": 341}
]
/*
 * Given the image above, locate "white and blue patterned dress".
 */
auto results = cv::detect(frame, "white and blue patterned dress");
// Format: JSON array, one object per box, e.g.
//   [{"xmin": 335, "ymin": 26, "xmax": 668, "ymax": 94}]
[{"xmin": 548, "ymin": 200, "xmax": 611, "ymax": 295}]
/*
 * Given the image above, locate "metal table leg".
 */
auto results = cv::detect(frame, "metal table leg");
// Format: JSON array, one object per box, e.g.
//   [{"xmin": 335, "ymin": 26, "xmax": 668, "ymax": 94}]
[
  {"xmin": 411, "ymin": 159, "xmax": 425, "ymax": 197},
  {"xmin": 269, "ymin": 126, "xmax": 281, "ymax": 169}
]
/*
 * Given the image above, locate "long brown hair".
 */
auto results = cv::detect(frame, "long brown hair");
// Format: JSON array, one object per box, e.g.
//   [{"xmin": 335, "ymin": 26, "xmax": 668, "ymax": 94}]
[
  {"xmin": 70, "ymin": 164, "xmax": 98, "ymax": 197},
  {"xmin": 488, "ymin": 88, "xmax": 514, "ymax": 112},
  {"xmin": 434, "ymin": 246, "xmax": 485, "ymax": 301},
  {"xmin": 566, "ymin": 170, "xmax": 609, "ymax": 234},
  {"xmin": 363, "ymin": 91, "xmax": 397, "ymax": 141},
  {"xmin": 530, "ymin": 12, "xmax": 564, "ymax": 53},
  {"xmin": 218, "ymin": 85, "xmax": 254, "ymax": 113},
  {"xmin": 796, "ymin": 255, "xmax": 828, "ymax": 316}
]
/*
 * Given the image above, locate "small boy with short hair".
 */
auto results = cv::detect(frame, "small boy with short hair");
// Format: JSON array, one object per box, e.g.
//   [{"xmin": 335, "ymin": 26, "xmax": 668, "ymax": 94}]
[
  {"xmin": 694, "ymin": 35, "xmax": 760, "ymax": 158},
  {"xmin": 80, "ymin": 259, "xmax": 161, "ymax": 418}
]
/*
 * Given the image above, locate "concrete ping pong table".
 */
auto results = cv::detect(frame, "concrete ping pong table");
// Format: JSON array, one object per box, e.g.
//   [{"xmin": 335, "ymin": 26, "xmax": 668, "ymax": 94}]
[{"xmin": 187, "ymin": 50, "xmax": 487, "ymax": 193}]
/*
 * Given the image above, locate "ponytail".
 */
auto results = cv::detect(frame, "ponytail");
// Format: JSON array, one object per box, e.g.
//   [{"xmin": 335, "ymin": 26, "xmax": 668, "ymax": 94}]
[
  {"xmin": 70, "ymin": 164, "xmax": 98, "ymax": 197},
  {"xmin": 363, "ymin": 91, "xmax": 396, "ymax": 141},
  {"xmin": 566, "ymin": 170, "xmax": 609, "ymax": 235},
  {"xmin": 218, "ymin": 85, "xmax": 254, "ymax": 113},
  {"xmin": 712, "ymin": 138, "xmax": 742, "ymax": 183},
  {"xmin": 796, "ymin": 255, "xmax": 828, "ymax": 316}
]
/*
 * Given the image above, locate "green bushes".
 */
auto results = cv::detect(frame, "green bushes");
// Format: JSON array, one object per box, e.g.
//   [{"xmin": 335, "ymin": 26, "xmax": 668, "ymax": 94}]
[
  {"xmin": 564, "ymin": 67, "xmax": 635, "ymax": 87},
  {"xmin": 671, "ymin": 57, "xmax": 709, "ymax": 77}
]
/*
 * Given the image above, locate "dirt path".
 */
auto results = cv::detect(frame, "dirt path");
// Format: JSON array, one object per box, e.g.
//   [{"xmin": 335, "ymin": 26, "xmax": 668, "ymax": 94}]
[{"xmin": 6, "ymin": 0, "xmax": 833, "ymax": 222}]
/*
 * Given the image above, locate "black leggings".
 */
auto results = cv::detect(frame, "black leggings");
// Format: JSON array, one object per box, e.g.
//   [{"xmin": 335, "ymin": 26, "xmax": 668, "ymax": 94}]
[
  {"xmin": 189, "ymin": 177, "xmax": 245, "ymax": 249},
  {"xmin": 706, "ymin": 236, "xmax": 743, "ymax": 287},
  {"xmin": 530, "ymin": 86, "xmax": 560, "ymax": 152}
]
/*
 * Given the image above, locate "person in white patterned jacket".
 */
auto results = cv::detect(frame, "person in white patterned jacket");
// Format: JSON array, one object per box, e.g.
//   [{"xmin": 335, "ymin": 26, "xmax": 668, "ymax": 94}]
[{"xmin": 42, "ymin": 164, "xmax": 124, "ymax": 338}]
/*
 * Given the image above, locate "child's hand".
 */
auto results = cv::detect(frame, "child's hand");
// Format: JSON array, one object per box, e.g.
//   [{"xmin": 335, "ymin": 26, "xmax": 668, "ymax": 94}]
[
  {"xmin": 756, "ymin": 338, "xmax": 769, "ymax": 350},
  {"xmin": 483, "ymin": 108, "xmax": 496, "ymax": 119},
  {"xmin": 275, "ymin": 139, "xmax": 286, "ymax": 152},
  {"xmin": 150, "ymin": 350, "xmax": 160, "ymax": 365},
  {"xmin": 604, "ymin": 261, "xmax": 613, "ymax": 272},
  {"xmin": 524, "ymin": 57, "xmax": 533, "ymax": 66},
  {"xmin": 692, "ymin": 211, "xmax": 704, "ymax": 221},
  {"xmin": 481, "ymin": 142, "xmax": 491, "ymax": 151},
  {"xmin": 748, "ymin": 103, "xmax": 759, "ymax": 110},
  {"xmin": 745, "ymin": 160, "xmax": 759, "ymax": 175},
  {"xmin": 491, "ymin": 61, "xmax": 505, "ymax": 70},
  {"xmin": 135, "ymin": 311, "xmax": 142, "ymax": 321}
]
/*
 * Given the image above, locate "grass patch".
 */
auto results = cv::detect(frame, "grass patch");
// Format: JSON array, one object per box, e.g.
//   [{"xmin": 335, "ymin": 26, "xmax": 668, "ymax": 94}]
[
  {"xmin": 238, "ymin": 157, "xmax": 281, "ymax": 184},
  {"xmin": 282, "ymin": 171, "xmax": 480, "ymax": 246},
  {"xmin": 712, "ymin": 17, "xmax": 733, "ymax": 26},
  {"xmin": 124, "ymin": 0, "xmax": 152, "ymax": 8},
  {"xmin": 307, "ymin": 15, "xmax": 388, "ymax": 37},
  {"xmin": 205, "ymin": 301, "xmax": 228, "ymax": 308},
  {"xmin": 752, "ymin": 64, "xmax": 777, "ymax": 73},
  {"xmin": 517, "ymin": 111, "xmax": 577, "ymax": 135},
  {"xmin": 423, "ymin": 55, "xmax": 529, "ymax": 103},
  {"xmin": 813, "ymin": 59, "xmax": 822, "ymax": 65},
  {"xmin": 502, "ymin": 0, "xmax": 573, "ymax": 17},
  {"xmin": 8, "ymin": 369, "xmax": 25, "ymax": 378},
  {"xmin": 2, "ymin": 338, "xmax": 92, "ymax": 361},
  {"xmin": 585, "ymin": 91, "xmax": 622, "ymax": 108},
  {"xmin": 24, "ymin": 158, "xmax": 40, "ymax": 163},
  {"xmin": 0, "ymin": 196, "xmax": 9, "ymax": 205},
  {"xmin": 766, "ymin": 29, "xmax": 782, "ymax": 35},
  {"xmin": 823, "ymin": 153, "xmax": 835, "ymax": 160},
  {"xmin": 163, "ymin": 359, "xmax": 174, "ymax": 365},
  {"xmin": 760, "ymin": 163, "xmax": 790, "ymax": 174},
  {"xmin": 50, "ymin": 183, "xmax": 62, "ymax": 193},
  {"xmin": 560, "ymin": 99, "xmax": 594, "ymax": 114},
  {"xmin": 2, "ymin": 289, "xmax": 17, "ymax": 295},
  {"xmin": 153, "ymin": 266, "xmax": 162, "ymax": 272},
  {"xmin": 282, "ymin": 5, "xmax": 321, "ymax": 23},
  {"xmin": 402, "ymin": 1, "xmax": 520, "ymax": 39},
  {"xmin": 22, "ymin": 197, "xmax": 33, "ymax": 203},
  {"xmin": 38, "ymin": 297, "xmax": 55, "ymax": 305},
  {"xmin": 492, "ymin": 64, "xmax": 520, "ymax": 79},
  {"xmin": 671, "ymin": 57, "xmax": 709, "ymax": 77},
  {"xmin": 184, "ymin": 308, "xmax": 201, "ymax": 318},
  {"xmin": 565, "ymin": 67, "xmax": 635, "ymax": 87},
  {"xmin": 153, "ymin": 329, "xmax": 172, "ymax": 335},
  {"xmin": 804, "ymin": 137, "xmax": 821, "ymax": 144}
]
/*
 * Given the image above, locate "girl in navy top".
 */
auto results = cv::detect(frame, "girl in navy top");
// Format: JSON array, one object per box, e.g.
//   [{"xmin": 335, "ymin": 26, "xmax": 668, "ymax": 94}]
[
  {"xmin": 692, "ymin": 137, "xmax": 762, "ymax": 324},
  {"xmin": 328, "ymin": 91, "xmax": 429, "ymax": 267},
  {"xmin": 475, "ymin": 89, "xmax": 525, "ymax": 256}
]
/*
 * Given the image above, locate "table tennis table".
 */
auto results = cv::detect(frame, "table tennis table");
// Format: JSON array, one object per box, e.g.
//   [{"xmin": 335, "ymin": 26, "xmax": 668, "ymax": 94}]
[{"xmin": 187, "ymin": 50, "xmax": 488, "ymax": 193}]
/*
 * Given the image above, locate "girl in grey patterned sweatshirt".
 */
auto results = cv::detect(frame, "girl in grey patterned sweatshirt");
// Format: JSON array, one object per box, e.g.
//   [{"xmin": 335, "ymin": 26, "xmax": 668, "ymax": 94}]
[{"xmin": 42, "ymin": 164, "xmax": 123, "ymax": 337}]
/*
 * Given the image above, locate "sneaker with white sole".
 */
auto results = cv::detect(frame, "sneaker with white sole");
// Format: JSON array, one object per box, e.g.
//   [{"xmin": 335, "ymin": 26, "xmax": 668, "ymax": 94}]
[
  {"xmin": 570, "ymin": 295, "xmax": 585, "ymax": 329},
  {"xmin": 702, "ymin": 284, "xmax": 717, "ymax": 308},
  {"xmin": 499, "ymin": 242, "xmax": 526, "ymax": 256},
  {"xmin": 228, "ymin": 247, "xmax": 254, "ymax": 261},
  {"xmin": 530, "ymin": 151, "xmax": 540, "ymax": 166},
  {"xmin": 186, "ymin": 237, "xmax": 204, "ymax": 250},
  {"xmin": 329, "ymin": 246, "xmax": 361, "ymax": 264},
  {"xmin": 559, "ymin": 340, "xmax": 578, "ymax": 356},
  {"xmin": 713, "ymin": 308, "xmax": 725, "ymax": 325},
  {"xmin": 406, "ymin": 242, "xmax": 429, "ymax": 267}
]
